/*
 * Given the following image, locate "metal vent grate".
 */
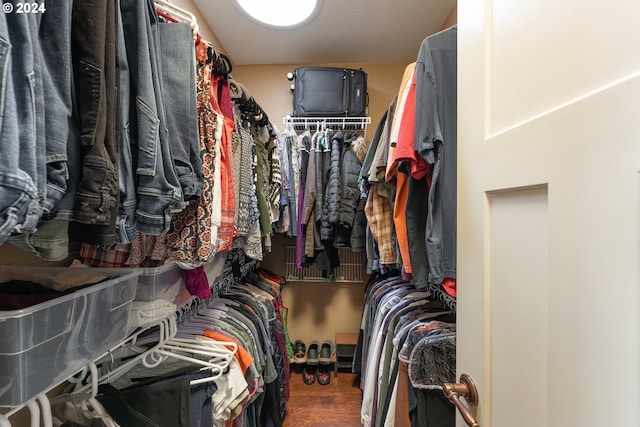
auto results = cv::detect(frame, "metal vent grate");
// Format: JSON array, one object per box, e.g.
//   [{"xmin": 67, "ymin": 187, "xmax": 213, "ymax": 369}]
[{"xmin": 285, "ymin": 246, "xmax": 365, "ymax": 282}]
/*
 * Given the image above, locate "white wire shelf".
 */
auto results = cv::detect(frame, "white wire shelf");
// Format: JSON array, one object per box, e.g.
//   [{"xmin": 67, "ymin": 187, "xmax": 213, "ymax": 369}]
[
  {"xmin": 283, "ymin": 115, "xmax": 371, "ymax": 133},
  {"xmin": 285, "ymin": 246, "xmax": 365, "ymax": 283}
]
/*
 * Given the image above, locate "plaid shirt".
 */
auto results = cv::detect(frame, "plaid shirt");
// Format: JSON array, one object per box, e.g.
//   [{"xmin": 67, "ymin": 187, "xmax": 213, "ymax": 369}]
[
  {"xmin": 80, "ymin": 243, "xmax": 130, "ymax": 268},
  {"xmin": 364, "ymin": 183, "xmax": 396, "ymax": 265}
]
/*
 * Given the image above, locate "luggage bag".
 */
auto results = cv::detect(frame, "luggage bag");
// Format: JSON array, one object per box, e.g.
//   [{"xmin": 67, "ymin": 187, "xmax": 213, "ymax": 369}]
[{"xmin": 291, "ymin": 66, "xmax": 367, "ymax": 117}]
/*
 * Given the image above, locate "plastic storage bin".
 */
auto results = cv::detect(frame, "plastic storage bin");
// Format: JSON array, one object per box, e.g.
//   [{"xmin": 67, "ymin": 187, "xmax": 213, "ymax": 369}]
[
  {"xmin": 134, "ymin": 263, "xmax": 184, "ymax": 302},
  {"xmin": 128, "ymin": 263, "xmax": 187, "ymax": 328},
  {"xmin": 0, "ymin": 271, "xmax": 138, "ymax": 406}
]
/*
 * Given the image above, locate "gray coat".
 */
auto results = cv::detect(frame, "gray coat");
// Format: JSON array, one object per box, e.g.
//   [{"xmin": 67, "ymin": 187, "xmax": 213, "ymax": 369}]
[
  {"xmin": 320, "ymin": 130, "xmax": 341, "ymax": 241},
  {"xmin": 337, "ymin": 134, "xmax": 363, "ymax": 229}
]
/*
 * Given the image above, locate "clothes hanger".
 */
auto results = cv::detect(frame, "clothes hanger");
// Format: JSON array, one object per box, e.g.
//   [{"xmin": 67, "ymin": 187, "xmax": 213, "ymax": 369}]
[
  {"xmin": 74, "ymin": 319, "xmax": 172, "ymax": 393},
  {"xmin": 0, "ymin": 414, "xmax": 11, "ymax": 427},
  {"xmin": 1, "ymin": 364, "xmax": 98, "ymax": 427},
  {"xmin": 76, "ymin": 315, "xmax": 228, "ymax": 388},
  {"xmin": 221, "ymin": 288, "xmax": 276, "ymax": 322},
  {"xmin": 167, "ymin": 316, "xmax": 238, "ymax": 359},
  {"xmin": 154, "ymin": 0, "xmax": 199, "ymax": 34},
  {"xmin": 154, "ymin": 0, "xmax": 200, "ymax": 43},
  {"xmin": 402, "ymin": 331, "xmax": 456, "ymax": 391},
  {"xmin": 48, "ymin": 362, "xmax": 115, "ymax": 427},
  {"xmin": 144, "ymin": 316, "xmax": 234, "ymax": 382},
  {"xmin": 213, "ymin": 53, "xmax": 233, "ymax": 76},
  {"xmin": 25, "ymin": 400, "xmax": 40, "ymax": 427}
]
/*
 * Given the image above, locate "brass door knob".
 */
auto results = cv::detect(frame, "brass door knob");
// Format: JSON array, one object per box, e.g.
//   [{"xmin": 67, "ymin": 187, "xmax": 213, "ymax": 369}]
[{"xmin": 442, "ymin": 374, "xmax": 480, "ymax": 427}]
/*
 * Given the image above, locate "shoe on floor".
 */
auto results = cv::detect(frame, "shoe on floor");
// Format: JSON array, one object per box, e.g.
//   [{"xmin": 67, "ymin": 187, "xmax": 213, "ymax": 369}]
[
  {"xmin": 306, "ymin": 340, "xmax": 320, "ymax": 365},
  {"xmin": 303, "ymin": 365, "xmax": 317, "ymax": 385},
  {"xmin": 292, "ymin": 339, "xmax": 308, "ymax": 364},
  {"xmin": 318, "ymin": 340, "xmax": 335, "ymax": 365},
  {"xmin": 317, "ymin": 364, "xmax": 331, "ymax": 385}
]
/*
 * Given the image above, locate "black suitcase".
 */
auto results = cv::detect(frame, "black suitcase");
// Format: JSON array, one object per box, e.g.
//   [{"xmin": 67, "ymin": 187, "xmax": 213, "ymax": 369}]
[{"xmin": 291, "ymin": 66, "xmax": 367, "ymax": 117}]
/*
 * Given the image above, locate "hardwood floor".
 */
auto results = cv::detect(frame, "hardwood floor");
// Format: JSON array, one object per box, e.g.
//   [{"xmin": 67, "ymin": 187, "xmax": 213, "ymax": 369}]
[{"xmin": 282, "ymin": 367, "xmax": 363, "ymax": 427}]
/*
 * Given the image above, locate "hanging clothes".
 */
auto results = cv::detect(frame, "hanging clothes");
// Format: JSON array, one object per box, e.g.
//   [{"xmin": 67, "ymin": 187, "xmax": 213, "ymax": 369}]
[
  {"xmin": 355, "ymin": 273, "xmax": 455, "ymax": 427},
  {"xmin": 363, "ymin": 99, "xmax": 398, "ymax": 270},
  {"xmin": 1, "ymin": 0, "xmax": 283, "ymax": 268},
  {"xmin": 210, "ymin": 74, "xmax": 238, "ymax": 254},
  {"xmin": 386, "ymin": 63, "xmax": 418, "ymax": 279},
  {"xmin": 166, "ymin": 41, "xmax": 222, "ymax": 263},
  {"xmin": 409, "ymin": 26, "xmax": 457, "ymax": 289}
]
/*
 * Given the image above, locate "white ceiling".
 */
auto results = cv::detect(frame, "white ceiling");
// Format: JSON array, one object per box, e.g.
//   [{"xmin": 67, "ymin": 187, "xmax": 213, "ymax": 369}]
[{"xmin": 192, "ymin": 0, "xmax": 457, "ymax": 65}]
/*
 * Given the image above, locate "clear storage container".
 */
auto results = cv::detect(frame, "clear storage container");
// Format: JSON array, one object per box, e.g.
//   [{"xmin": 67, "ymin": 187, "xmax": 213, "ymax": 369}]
[{"xmin": 0, "ymin": 271, "xmax": 138, "ymax": 406}]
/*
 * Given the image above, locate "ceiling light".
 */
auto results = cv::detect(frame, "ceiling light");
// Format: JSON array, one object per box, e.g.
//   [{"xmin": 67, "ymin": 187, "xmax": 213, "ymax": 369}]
[{"xmin": 235, "ymin": 0, "xmax": 321, "ymax": 28}]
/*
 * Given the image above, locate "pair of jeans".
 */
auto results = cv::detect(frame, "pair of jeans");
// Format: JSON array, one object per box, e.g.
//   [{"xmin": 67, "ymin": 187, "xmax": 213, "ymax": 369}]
[
  {"xmin": 38, "ymin": 1, "xmax": 75, "ymax": 219},
  {"xmin": 158, "ymin": 21, "xmax": 202, "ymax": 202},
  {"xmin": 5, "ymin": 3, "xmax": 78, "ymax": 256},
  {"xmin": 120, "ymin": 0, "xmax": 184, "ymax": 236},
  {"xmin": 0, "ymin": 11, "xmax": 41, "ymax": 245},
  {"xmin": 70, "ymin": 0, "xmax": 120, "ymax": 245},
  {"xmin": 115, "ymin": 0, "xmax": 137, "ymax": 243}
]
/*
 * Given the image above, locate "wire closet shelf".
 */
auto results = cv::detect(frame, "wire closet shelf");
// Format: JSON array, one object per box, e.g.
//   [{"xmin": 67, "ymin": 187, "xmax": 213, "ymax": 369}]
[{"xmin": 283, "ymin": 115, "xmax": 371, "ymax": 133}]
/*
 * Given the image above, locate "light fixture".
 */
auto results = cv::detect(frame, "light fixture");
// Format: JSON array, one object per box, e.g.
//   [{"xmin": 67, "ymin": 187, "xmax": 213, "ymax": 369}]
[{"xmin": 235, "ymin": 0, "xmax": 321, "ymax": 28}]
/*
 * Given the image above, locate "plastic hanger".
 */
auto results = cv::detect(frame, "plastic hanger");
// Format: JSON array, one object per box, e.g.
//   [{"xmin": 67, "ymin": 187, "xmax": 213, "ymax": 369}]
[
  {"xmin": 35, "ymin": 394, "xmax": 52, "ymax": 427},
  {"xmin": 74, "ymin": 319, "xmax": 172, "ymax": 394},
  {"xmin": 48, "ymin": 362, "xmax": 111, "ymax": 427},
  {"xmin": 0, "ymin": 414, "xmax": 11, "ymax": 427},
  {"xmin": 144, "ymin": 315, "xmax": 235, "ymax": 376},
  {"xmin": 2, "ymin": 360, "xmax": 102, "ymax": 427},
  {"xmin": 24, "ymin": 400, "xmax": 39, "ymax": 427}
]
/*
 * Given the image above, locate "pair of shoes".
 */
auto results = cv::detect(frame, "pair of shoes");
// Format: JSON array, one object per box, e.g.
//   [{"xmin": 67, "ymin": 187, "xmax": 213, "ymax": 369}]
[
  {"xmin": 317, "ymin": 340, "xmax": 335, "ymax": 385},
  {"xmin": 302, "ymin": 341, "xmax": 321, "ymax": 385},
  {"xmin": 292, "ymin": 339, "xmax": 307, "ymax": 364},
  {"xmin": 318, "ymin": 340, "xmax": 335, "ymax": 365},
  {"xmin": 299, "ymin": 340, "xmax": 335, "ymax": 385},
  {"xmin": 317, "ymin": 365, "xmax": 331, "ymax": 385},
  {"xmin": 306, "ymin": 340, "xmax": 320, "ymax": 365},
  {"xmin": 302, "ymin": 365, "xmax": 317, "ymax": 385},
  {"xmin": 302, "ymin": 341, "xmax": 320, "ymax": 385}
]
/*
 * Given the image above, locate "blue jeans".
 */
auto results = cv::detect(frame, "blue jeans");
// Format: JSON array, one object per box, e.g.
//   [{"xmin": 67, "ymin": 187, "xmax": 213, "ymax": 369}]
[
  {"xmin": 120, "ymin": 0, "xmax": 184, "ymax": 235},
  {"xmin": 158, "ymin": 22, "xmax": 202, "ymax": 201},
  {"xmin": 37, "ymin": 1, "xmax": 75, "ymax": 218},
  {"xmin": 115, "ymin": 0, "xmax": 137, "ymax": 243},
  {"xmin": 27, "ymin": 14, "xmax": 47, "ymax": 211},
  {"xmin": 0, "ymin": 12, "xmax": 41, "ymax": 244}
]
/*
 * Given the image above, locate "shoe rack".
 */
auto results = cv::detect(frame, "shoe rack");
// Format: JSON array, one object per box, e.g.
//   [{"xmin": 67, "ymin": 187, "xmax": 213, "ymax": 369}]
[{"xmin": 334, "ymin": 332, "xmax": 358, "ymax": 377}]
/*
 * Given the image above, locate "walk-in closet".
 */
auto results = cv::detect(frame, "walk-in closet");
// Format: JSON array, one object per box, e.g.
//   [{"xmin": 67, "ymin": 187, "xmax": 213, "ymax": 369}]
[{"xmin": 2, "ymin": 0, "xmax": 640, "ymax": 426}]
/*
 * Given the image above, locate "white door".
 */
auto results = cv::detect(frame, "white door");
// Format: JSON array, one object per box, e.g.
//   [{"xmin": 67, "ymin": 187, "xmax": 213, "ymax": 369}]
[{"xmin": 457, "ymin": 0, "xmax": 640, "ymax": 426}]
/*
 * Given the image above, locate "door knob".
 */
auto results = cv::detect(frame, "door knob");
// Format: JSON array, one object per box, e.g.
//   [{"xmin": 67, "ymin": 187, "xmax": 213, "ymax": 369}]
[{"xmin": 442, "ymin": 373, "xmax": 480, "ymax": 427}]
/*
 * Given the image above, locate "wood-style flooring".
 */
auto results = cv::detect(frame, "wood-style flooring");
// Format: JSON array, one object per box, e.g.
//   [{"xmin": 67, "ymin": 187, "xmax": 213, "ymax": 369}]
[{"xmin": 282, "ymin": 368, "xmax": 363, "ymax": 427}]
